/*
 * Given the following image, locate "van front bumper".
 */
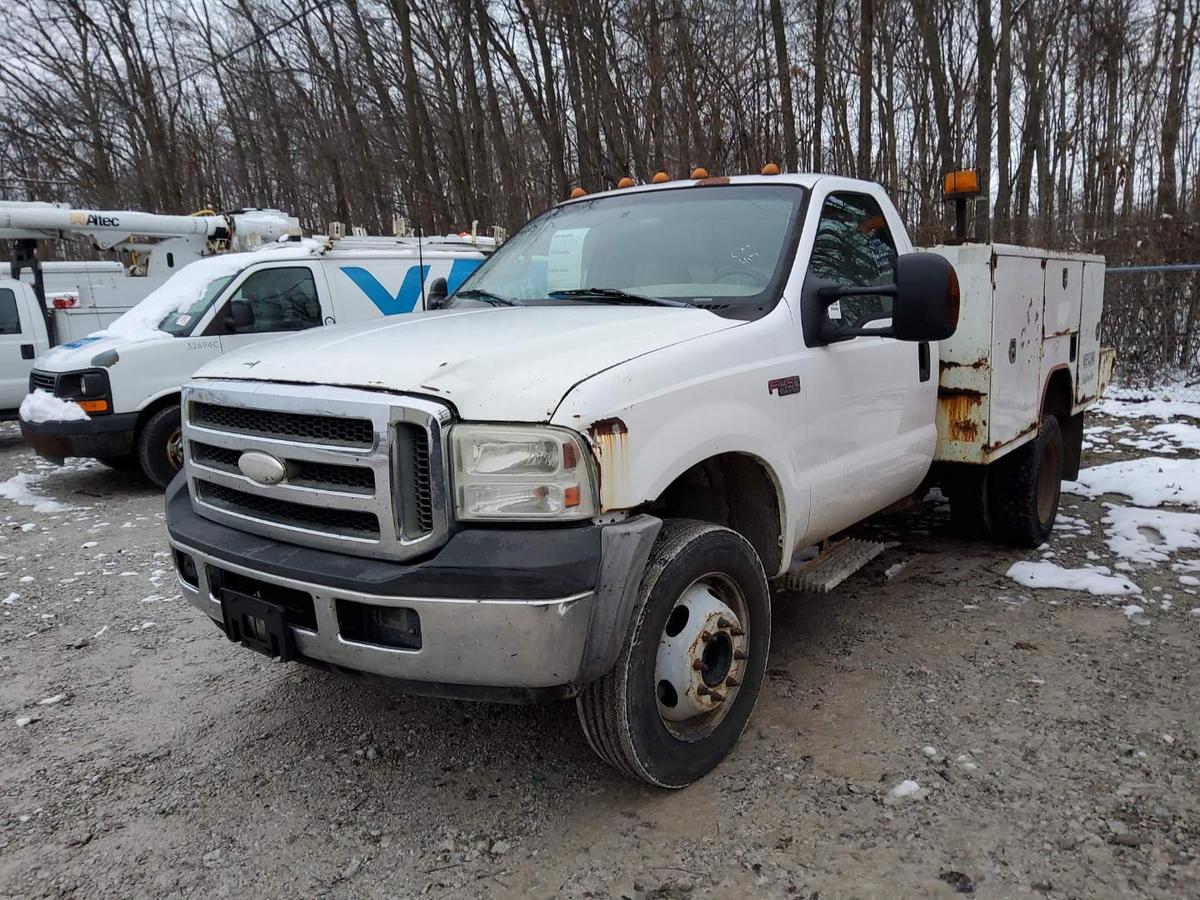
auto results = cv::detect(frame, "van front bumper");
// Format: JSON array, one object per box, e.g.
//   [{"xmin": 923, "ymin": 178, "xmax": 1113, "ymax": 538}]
[
  {"xmin": 164, "ymin": 476, "xmax": 660, "ymax": 702},
  {"xmin": 20, "ymin": 412, "xmax": 138, "ymax": 463}
]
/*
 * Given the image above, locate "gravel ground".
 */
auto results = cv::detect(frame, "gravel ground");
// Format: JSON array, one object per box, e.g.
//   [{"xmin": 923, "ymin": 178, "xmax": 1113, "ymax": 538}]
[{"xmin": 0, "ymin": 409, "xmax": 1197, "ymax": 899}]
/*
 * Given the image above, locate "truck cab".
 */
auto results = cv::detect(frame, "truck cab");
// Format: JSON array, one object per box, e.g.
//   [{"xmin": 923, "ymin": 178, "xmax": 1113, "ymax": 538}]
[
  {"xmin": 164, "ymin": 172, "xmax": 1108, "ymax": 787},
  {"xmin": 21, "ymin": 235, "xmax": 490, "ymax": 485},
  {"xmin": 0, "ymin": 280, "xmax": 51, "ymax": 418}
]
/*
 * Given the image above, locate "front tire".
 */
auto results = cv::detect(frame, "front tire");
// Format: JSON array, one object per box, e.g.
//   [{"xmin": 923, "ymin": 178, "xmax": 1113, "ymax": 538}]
[
  {"xmin": 576, "ymin": 519, "xmax": 771, "ymax": 788},
  {"xmin": 137, "ymin": 404, "xmax": 183, "ymax": 489}
]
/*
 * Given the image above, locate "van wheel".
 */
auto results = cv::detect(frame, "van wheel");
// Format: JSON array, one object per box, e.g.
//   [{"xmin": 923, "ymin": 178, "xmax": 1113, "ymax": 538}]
[
  {"xmin": 576, "ymin": 519, "xmax": 770, "ymax": 788},
  {"xmin": 137, "ymin": 404, "xmax": 183, "ymax": 489},
  {"xmin": 990, "ymin": 415, "xmax": 1063, "ymax": 547}
]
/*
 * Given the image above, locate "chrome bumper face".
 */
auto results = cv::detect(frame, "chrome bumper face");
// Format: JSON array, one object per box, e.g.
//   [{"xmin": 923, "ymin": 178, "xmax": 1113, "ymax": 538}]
[{"xmin": 169, "ymin": 537, "xmax": 594, "ymax": 689}]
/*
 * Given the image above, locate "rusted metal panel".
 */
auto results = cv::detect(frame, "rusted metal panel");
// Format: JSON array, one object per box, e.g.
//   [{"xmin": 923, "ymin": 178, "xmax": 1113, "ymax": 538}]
[{"xmin": 587, "ymin": 417, "xmax": 630, "ymax": 511}]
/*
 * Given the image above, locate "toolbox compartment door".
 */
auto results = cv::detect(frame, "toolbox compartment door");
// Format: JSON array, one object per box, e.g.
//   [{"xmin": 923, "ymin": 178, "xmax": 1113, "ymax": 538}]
[{"xmin": 1075, "ymin": 261, "xmax": 1105, "ymax": 404}]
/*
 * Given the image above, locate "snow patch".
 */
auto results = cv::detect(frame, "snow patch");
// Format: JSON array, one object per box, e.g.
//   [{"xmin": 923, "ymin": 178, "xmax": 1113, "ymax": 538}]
[
  {"xmin": 889, "ymin": 779, "xmax": 923, "ymax": 798},
  {"xmin": 1064, "ymin": 457, "xmax": 1200, "ymax": 508},
  {"xmin": 1102, "ymin": 505, "xmax": 1200, "ymax": 564},
  {"xmin": 1006, "ymin": 560, "xmax": 1141, "ymax": 596},
  {"xmin": 18, "ymin": 389, "xmax": 89, "ymax": 424},
  {"xmin": 0, "ymin": 472, "xmax": 73, "ymax": 513}
]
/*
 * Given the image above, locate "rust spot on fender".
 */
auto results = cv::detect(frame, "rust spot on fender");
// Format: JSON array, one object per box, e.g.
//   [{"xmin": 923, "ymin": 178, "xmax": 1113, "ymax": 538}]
[
  {"xmin": 587, "ymin": 418, "xmax": 630, "ymax": 509},
  {"xmin": 938, "ymin": 387, "xmax": 984, "ymax": 443},
  {"xmin": 939, "ymin": 358, "xmax": 988, "ymax": 371}
]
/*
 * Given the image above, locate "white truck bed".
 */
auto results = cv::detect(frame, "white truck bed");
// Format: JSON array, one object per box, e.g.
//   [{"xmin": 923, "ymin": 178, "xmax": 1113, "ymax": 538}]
[{"xmin": 930, "ymin": 242, "xmax": 1114, "ymax": 465}]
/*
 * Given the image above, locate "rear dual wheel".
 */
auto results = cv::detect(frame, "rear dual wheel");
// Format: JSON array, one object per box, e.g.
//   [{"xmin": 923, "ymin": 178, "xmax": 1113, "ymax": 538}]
[
  {"xmin": 576, "ymin": 519, "xmax": 771, "ymax": 788},
  {"xmin": 946, "ymin": 414, "xmax": 1064, "ymax": 547}
]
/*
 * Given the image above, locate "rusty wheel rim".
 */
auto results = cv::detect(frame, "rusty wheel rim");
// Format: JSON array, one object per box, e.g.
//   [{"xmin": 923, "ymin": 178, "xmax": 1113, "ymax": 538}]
[
  {"xmin": 166, "ymin": 427, "xmax": 184, "ymax": 471},
  {"xmin": 654, "ymin": 572, "xmax": 750, "ymax": 741},
  {"xmin": 1036, "ymin": 434, "xmax": 1060, "ymax": 525}
]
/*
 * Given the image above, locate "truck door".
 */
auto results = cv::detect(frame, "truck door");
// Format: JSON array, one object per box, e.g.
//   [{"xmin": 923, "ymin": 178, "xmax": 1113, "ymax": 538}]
[
  {"xmin": 205, "ymin": 263, "xmax": 330, "ymax": 354},
  {"xmin": 798, "ymin": 191, "xmax": 936, "ymax": 537},
  {"xmin": 0, "ymin": 283, "xmax": 46, "ymax": 412}
]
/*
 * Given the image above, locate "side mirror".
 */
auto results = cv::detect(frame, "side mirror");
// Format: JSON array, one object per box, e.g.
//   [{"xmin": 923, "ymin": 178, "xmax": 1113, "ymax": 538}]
[
  {"xmin": 800, "ymin": 252, "xmax": 959, "ymax": 346},
  {"xmin": 425, "ymin": 277, "xmax": 448, "ymax": 310},
  {"xmin": 891, "ymin": 252, "xmax": 959, "ymax": 342},
  {"xmin": 223, "ymin": 299, "xmax": 254, "ymax": 333}
]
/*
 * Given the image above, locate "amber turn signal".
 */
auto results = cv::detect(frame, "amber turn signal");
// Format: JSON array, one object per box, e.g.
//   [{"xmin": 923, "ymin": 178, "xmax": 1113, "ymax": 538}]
[{"xmin": 77, "ymin": 399, "xmax": 109, "ymax": 414}]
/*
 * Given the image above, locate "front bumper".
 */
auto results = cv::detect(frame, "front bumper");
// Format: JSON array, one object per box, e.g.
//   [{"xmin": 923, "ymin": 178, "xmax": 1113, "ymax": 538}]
[
  {"xmin": 165, "ymin": 476, "xmax": 660, "ymax": 701},
  {"xmin": 20, "ymin": 412, "xmax": 138, "ymax": 463}
]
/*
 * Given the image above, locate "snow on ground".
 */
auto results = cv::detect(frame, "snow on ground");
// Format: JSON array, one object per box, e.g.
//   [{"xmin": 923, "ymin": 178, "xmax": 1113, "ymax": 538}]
[
  {"xmin": 1102, "ymin": 504, "xmax": 1200, "ymax": 564},
  {"xmin": 1064, "ymin": 457, "xmax": 1200, "ymax": 508},
  {"xmin": 0, "ymin": 472, "xmax": 74, "ymax": 513},
  {"xmin": 18, "ymin": 390, "xmax": 88, "ymax": 424},
  {"xmin": 1006, "ymin": 560, "xmax": 1141, "ymax": 596}
]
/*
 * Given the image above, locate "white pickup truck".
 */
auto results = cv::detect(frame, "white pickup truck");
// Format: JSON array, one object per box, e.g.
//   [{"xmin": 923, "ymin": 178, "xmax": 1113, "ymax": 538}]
[
  {"xmin": 164, "ymin": 172, "xmax": 1112, "ymax": 787},
  {"xmin": 21, "ymin": 234, "xmax": 491, "ymax": 486}
]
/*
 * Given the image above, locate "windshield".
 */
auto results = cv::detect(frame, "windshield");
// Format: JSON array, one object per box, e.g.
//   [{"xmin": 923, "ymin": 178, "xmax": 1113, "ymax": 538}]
[
  {"xmin": 450, "ymin": 184, "xmax": 805, "ymax": 312},
  {"xmin": 157, "ymin": 274, "xmax": 235, "ymax": 336}
]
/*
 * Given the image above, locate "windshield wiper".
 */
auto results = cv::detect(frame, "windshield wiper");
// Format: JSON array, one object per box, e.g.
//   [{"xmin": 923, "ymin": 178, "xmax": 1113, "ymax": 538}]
[
  {"xmin": 452, "ymin": 288, "xmax": 524, "ymax": 307},
  {"xmin": 547, "ymin": 287, "xmax": 693, "ymax": 308}
]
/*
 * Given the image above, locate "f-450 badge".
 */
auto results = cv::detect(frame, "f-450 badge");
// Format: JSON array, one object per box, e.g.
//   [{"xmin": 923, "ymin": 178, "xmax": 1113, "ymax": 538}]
[{"xmin": 768, "ymin": 376, "xmax": 801, "ymax": 396}]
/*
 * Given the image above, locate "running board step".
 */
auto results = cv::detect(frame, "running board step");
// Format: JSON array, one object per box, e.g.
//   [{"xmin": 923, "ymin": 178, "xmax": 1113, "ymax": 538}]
[{"xmin": 783, "ymin": 539, "xmax": 897, "ymax": 594}]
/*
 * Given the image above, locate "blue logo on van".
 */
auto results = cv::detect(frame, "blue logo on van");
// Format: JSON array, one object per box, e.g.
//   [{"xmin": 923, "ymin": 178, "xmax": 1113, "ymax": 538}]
[
  {"xmin": 340, "ymin": 259, "xmax": 482, "ymax": 315},
  {"xmin": 60, "ymin": 336, "xmax": 103, "ymax": 349}
]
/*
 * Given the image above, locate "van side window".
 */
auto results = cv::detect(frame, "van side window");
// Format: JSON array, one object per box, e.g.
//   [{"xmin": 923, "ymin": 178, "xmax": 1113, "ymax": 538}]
[
  {"xmin": 809, "ymin": 193, "xmax": 898, "ymax": 328},
  {"xmin": 0, "ymin": 289, "xmax": 22, "ymax": 335},
  {"xmin": 226, "ymin": 267, "xmax": 320, "ymax": 334}
]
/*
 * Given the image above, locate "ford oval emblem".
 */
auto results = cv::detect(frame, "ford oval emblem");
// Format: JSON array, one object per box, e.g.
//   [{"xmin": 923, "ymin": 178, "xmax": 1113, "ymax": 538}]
[{"xmin": 238, "ymin": 450, "xmax": 287, "ymax": 485}]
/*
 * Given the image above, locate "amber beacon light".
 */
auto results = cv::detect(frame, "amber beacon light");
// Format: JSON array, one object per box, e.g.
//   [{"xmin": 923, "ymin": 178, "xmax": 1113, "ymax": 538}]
[{"xmin": 942, "ymin": 169, "xmax": 980, "ymax": 199}]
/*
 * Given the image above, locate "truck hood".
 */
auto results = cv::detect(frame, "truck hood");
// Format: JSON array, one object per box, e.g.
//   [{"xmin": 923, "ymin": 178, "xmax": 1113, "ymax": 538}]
[{"xmin": 195, "ymin": 306, "xmax": 742, "ymax": 420}]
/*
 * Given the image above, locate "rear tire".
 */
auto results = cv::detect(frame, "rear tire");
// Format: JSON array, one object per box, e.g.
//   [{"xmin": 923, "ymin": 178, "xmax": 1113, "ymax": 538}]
[
  {"xmin": 945, "ymin": 467, "xmax": 994, "ymax": 538},
  {"xmin": 576, "ymin": 519, "xmax": 770, "ymax": 788},
  {"xmin": 990, "ymin": 415, "xmax": 1064, "ymax": 547},
  {"xmin": 137, "ymin": 404, "xmax": 183, "ymax": 489}
]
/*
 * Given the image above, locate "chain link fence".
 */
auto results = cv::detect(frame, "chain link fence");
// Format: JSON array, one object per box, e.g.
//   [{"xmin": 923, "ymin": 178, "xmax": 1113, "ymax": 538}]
[{"xmin": 1104, "ymin": 264, "xmax": 1200, "ymax": 403}]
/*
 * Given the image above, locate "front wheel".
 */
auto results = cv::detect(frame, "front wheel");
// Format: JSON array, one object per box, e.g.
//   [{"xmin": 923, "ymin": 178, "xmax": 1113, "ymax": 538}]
[
  {"xmin": 576, "ymin": 519, "xmax": 771, "ymax": 788},
  {"xmin": 137, "ymin": 404, "xmax": 184, "ymax": 489}
]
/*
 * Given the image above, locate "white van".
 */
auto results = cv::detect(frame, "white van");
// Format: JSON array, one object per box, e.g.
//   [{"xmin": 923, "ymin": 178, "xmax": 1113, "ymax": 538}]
[{"xmin": 20, "ymin": 234, "xmax": 491, "ymax": 485}]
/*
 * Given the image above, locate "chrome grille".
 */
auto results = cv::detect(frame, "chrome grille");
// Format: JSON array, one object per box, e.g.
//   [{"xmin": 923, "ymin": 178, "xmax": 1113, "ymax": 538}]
[
  {"xmin": 182, "ymin": 381, "xmax": 451, "ymax": 560},
  {"xmin": 191, "ymin": 401, "xmax": 373, "ymax": 447}
]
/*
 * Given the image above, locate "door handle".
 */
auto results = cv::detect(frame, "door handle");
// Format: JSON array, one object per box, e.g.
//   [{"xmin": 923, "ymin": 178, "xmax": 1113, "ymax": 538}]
[
  {"xmin": 918, "ymin": 341, "xmax": 931, "ymax": 382},
  {"xmin": 20, "ymin": 344, "xmax": 34, "ymax": 360}
]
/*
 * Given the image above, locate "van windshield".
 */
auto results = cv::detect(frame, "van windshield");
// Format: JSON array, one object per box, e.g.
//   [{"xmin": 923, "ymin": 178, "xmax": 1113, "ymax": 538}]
[
  {"xmin": 158, "ymin": 275, "xmax": 234, "ymax": 336},
  {"xmin": 450, "ymin": 184, "xmax": 805, "ymax": 314}
]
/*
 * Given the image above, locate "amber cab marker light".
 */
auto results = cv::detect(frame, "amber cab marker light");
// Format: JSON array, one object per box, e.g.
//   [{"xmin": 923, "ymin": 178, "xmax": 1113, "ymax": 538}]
[
  {"xmin": 78, "ymin": 399, "xmax": 109, "ymax": 414},
  {"xmin": 942, "ymin": 169, "xmax": 980, "ymax": 199},
  {"xmin": 690, "ymin": 166, "xmax": 710, "ymax": 179},
  {"xmin": 616, "ymin": 176, "xmax": 636, "ymax": 189},
  {"xmin": 651, "ymin": 171, "xmax": 670, "ymax": 184},
  {"xmin": 568, "ymin": 187, "xmax": 587, "ymax": 200},
  {"xmin": 761, "ymin": 162, "xmax": 781, "ymax": 176}
]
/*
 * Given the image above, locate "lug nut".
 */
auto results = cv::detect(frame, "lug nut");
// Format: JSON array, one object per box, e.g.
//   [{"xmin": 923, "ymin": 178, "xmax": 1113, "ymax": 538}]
[
  {"xmin": 717, "ymin": 616, "xmax": 733, "ymax": 629},
  {"xmin": 691, "ymin": 659, "xmax": 704, "ymax": 671},
  {"xmin": 699, "ymin": 631, "xmax": 714, "ymax": 643},
  {"xmin": 696, "ymin": 685, "xmax": 711, "ymax": 696},
  {"xmin": 734, "ymin": 650, "xmax": 748, "ymax": 661},
  {"xmin": 709, "ymin": 690, "xmax": 726, "ymax": 703},
  {"xmin": 730, "ymin": 627, "xmax": 746, "ymax": 637},
  {"xmin": 725, "ymin": 676, "xmax": 740, "ymax": 687}
]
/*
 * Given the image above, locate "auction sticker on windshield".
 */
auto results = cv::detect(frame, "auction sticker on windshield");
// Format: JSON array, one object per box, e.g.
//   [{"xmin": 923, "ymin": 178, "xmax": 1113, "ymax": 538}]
[{"xmin": 547, "ymin": 228, "xmax": 588, "ymax": 292}]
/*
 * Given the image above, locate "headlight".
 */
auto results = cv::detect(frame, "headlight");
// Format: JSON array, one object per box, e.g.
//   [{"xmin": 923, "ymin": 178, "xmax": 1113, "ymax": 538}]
[{"xmin": 451, "ymin": 425, "xmax": 596, "ymax": 521}]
